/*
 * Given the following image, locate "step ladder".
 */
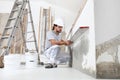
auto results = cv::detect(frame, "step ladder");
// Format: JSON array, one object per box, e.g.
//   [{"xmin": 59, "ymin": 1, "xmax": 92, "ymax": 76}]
[{"xmin": 0, "ymin": 0, "xmax": 42, "ymax": 68}]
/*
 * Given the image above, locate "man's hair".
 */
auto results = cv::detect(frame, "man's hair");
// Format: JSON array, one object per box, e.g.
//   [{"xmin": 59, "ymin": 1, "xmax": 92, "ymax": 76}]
[{"xmin": 52, "ymin": 24, "xmax": 57, "ymax": 30}]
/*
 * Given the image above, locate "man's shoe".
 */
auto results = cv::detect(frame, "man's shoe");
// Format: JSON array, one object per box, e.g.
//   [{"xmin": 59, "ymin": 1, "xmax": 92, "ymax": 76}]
[
  {"xmin": 52, "ymin": 63, "xmax": 57, "ymax": 68},
  {"xmin": 45, "ymin": 63, "xmax": 57, "ymax": 68},
  {"xmin": 45, "ymin": 63, "xmax": 53, "ymax": 68}
]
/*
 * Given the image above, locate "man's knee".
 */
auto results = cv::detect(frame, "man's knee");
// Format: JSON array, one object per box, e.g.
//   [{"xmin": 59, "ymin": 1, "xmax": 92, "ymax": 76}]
[
  {"xmin": 51, "ymin": 45, "xmax": 60, "ymax": 49},
  {"xmin": 50, "ymin": 45, "xmax": 60, "ymax": 51}
]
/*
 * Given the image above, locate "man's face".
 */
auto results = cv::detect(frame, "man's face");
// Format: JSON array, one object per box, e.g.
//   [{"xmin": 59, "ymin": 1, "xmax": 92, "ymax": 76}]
[{"xmin": 56, "ymin": 26, "xmax": 63, "ymax": 33}]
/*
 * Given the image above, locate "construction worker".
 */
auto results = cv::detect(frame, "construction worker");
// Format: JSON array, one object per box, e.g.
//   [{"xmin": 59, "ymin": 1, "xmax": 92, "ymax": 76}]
[{"xmin": 44, "ymin": 18, "xmax": 73, "ymax": 68}]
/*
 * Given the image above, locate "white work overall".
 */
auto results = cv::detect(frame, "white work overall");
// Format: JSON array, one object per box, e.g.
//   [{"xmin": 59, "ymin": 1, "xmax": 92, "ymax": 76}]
[
  {"xmin": 44, "ymin": 45, "xmax": 70, "ymax": 64},
  {"xmin": 44, "ymin": 30, "xmax": 70, "ymax": 64}
]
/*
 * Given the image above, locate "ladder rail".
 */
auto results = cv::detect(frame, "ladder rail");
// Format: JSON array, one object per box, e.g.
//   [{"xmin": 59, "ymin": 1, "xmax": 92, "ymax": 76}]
[
  {"xmin": 0, "ymin": 0, "xmax": 21, "ymax": 39},
  {"xmin": 6, "ymin": 1, "xmax": 27, "ymax": 54},
  {"xmin": 27, "ymin": 0, "xmax": 38, "ymax": 53},
  {"xmin": 0, "ymin": 0, "xmax": 27, "ymax": 55},
  {"xmin": 0, "ymin": 0, "xmax": 41, "ymax": 66},
  {"xmin": 27, "ymin": 0, "xmax": 41, "ymax": 63},
  {"xmin": 0, "ymin": 0, "xmax": 20, "ymax": 55}
]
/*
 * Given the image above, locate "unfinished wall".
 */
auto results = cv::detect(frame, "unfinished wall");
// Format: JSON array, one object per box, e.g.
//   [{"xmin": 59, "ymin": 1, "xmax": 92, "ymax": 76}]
[
  {"xmin": 95, "ymin": 0, "xmax": 120, "ymax": 79},
  {"xmin": 70, "ymin": 0, "xmax": 96, "ymax": 77},
  {"xmin": 70, "ymin": 27, "xmax": 95, "ymax": 76},
  {"xmin": 96, "ymin": 35, "xmax": 120, "ymax": 79}
]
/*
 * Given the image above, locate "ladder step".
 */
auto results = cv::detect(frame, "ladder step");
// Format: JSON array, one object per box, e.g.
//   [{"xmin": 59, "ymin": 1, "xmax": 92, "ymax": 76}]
[
  {"xmin": 26, "ymin": 41, "xmax": 35, "ymax": 43},
  {"xmin": 28, "ymin": 50, "xmax": 37, "ymax": 52},
  {"xmin": 5, "ymin": 26, "xmax": 13, "ymax": 29},
  {"xmin": 27, "ymin": 31, "xmax": 33, "ymax": 33},
  {"xmin": 9, "ymin": 18, "xmax": 16, "ymax": 20},
  {"xmin": 16, "ymin": 1, "xmax": 23, "ymax": 5},
  {"xmin": 12, "ymin": 9, "xmax": 19, "ymax": 12},
  {"xmin": 29, "ymin": 50, "xmax": 36, "ymax": 51},
  {"xmin": 2, "ymin": 46, "xmax": 8, "ymax": 49},
  {"xmin": 28, "ymin": 21, "xmax": 33, "ymax": 23},
  {"xmin": 1, "ymin": 36, "xmax": 9, "ymax": 39},
  {"xmin": 0, "ymin": 0, "xmax": 39, "ymax": 56}
]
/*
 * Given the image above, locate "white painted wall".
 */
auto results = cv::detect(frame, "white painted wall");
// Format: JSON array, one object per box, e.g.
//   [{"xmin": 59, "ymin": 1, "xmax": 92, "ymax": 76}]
[
  {"xmin": 94, "ymin": 0, "xmax": 120, "ymax": 45},
  {"xmin": 72, "ymin": 0, "xmax": 96, "ymax": 72},
  {"xmin": 0, "ymin": 1, "xmax": 14, "ymax": 13}
]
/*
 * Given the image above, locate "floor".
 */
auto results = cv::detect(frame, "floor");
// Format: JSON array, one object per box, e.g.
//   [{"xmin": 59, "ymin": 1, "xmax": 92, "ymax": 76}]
[{"xmin": 0, "ymin": 53, "xmax": 118, "ymax": 80}]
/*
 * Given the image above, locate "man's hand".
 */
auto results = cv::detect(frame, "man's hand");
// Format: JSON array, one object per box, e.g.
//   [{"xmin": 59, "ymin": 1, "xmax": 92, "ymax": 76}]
[
  {"xmin": 50, "ymin": 39, "xmax": 73, "ymax": 45},
  {"xmin": 65, "ymin": 40, "xmax": 73, "ymax": 45}
]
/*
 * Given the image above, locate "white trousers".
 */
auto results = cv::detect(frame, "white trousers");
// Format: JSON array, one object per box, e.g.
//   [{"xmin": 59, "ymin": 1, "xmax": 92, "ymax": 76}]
[{"xmin": 44, "ymin": 45, "xmax": 70, "ymax": 64}]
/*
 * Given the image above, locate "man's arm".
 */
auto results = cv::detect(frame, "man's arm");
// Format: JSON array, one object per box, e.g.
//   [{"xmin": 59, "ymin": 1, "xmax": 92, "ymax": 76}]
[{"xmin": 49, "ymin": 39, "xmax": 73, "ymax": 46}]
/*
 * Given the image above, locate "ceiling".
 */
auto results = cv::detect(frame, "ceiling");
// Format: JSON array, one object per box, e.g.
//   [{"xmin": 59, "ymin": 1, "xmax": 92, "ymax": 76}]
[
  {"xmin": 40, "ymin": 0, "xmax": 83, "ymax": 12},
  {"xmin": 2, "ymin": 0, "xmax": 83, "ymax": 13}
]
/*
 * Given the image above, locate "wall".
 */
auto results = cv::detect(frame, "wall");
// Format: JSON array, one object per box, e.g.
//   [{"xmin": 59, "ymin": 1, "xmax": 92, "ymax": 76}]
[
  {"xmin": 95, "ymin": 0, "xmax": 120, "ymax": 78},
  {"xmin": 94, "ymin": 0, "xmax": 120, "ymax": 45},
  {"xmin": 71, "ymin": 0, "xmax": 96, "ymax": 77},
  {"xmin": 96, "ymin": 35, "xmax": 120, "ymax": 78}
]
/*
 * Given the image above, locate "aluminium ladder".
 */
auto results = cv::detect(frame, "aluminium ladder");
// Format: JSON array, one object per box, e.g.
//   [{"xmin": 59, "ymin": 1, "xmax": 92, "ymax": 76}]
[{"xmin": 0, "ymin": 0, "xmax": 41, "ymax": 68}]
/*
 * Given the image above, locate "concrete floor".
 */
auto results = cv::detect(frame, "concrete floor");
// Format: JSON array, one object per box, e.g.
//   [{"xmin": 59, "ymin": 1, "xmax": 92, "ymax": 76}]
[{"xmin": 0, "ymin": 54, "xmax": 118, "ymax": 80}]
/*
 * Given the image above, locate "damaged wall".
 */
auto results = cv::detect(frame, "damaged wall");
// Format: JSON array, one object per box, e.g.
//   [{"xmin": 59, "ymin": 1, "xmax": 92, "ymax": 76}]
[
  {"xmin": 96, "ymin": 35, "xmax": 120, "ymax": 78},
  {"xmin": 70, "ymin": 0, "xmax": 96, "ymax": 77},
  {"xmin": 95, "ymin": 0, "xmax": 120, "ymax": 79}
]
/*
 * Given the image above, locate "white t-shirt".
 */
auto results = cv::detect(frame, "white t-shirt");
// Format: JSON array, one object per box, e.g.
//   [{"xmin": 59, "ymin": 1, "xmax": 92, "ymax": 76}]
[{"xmin": 45, "ymin": 30, "xmax": 61, "ymax": 50}]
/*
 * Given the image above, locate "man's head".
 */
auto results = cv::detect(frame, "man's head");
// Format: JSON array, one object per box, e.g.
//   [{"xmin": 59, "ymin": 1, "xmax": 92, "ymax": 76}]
[{"xmin": 52, "ymin": 18, "xmax": 64, "ymax": 33}]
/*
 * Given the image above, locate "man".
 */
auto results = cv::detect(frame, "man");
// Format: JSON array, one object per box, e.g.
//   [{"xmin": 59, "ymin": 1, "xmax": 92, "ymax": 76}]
[{"xmin": 44, "ymin": 18, "xmax": 73, "ymax": 68}]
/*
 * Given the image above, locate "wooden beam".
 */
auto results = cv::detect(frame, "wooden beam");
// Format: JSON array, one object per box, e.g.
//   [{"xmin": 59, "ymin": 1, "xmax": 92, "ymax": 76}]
[{"xmin": 38, "ymin": 7, "xmax": 42, "ymax": 53}]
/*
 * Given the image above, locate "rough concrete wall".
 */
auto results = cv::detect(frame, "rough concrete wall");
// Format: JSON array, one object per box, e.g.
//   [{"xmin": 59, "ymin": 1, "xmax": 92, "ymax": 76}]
[
  {"xmin": 96, "ymin": 35, "xmax": 120, "ymax": 79},
  {"xmin": 70, "ymin": 0, "xmax": 96, "ymax": 77},
  {"xmin": 70, "ymin": 27, "xmax": 95, "ymax": 77}
]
